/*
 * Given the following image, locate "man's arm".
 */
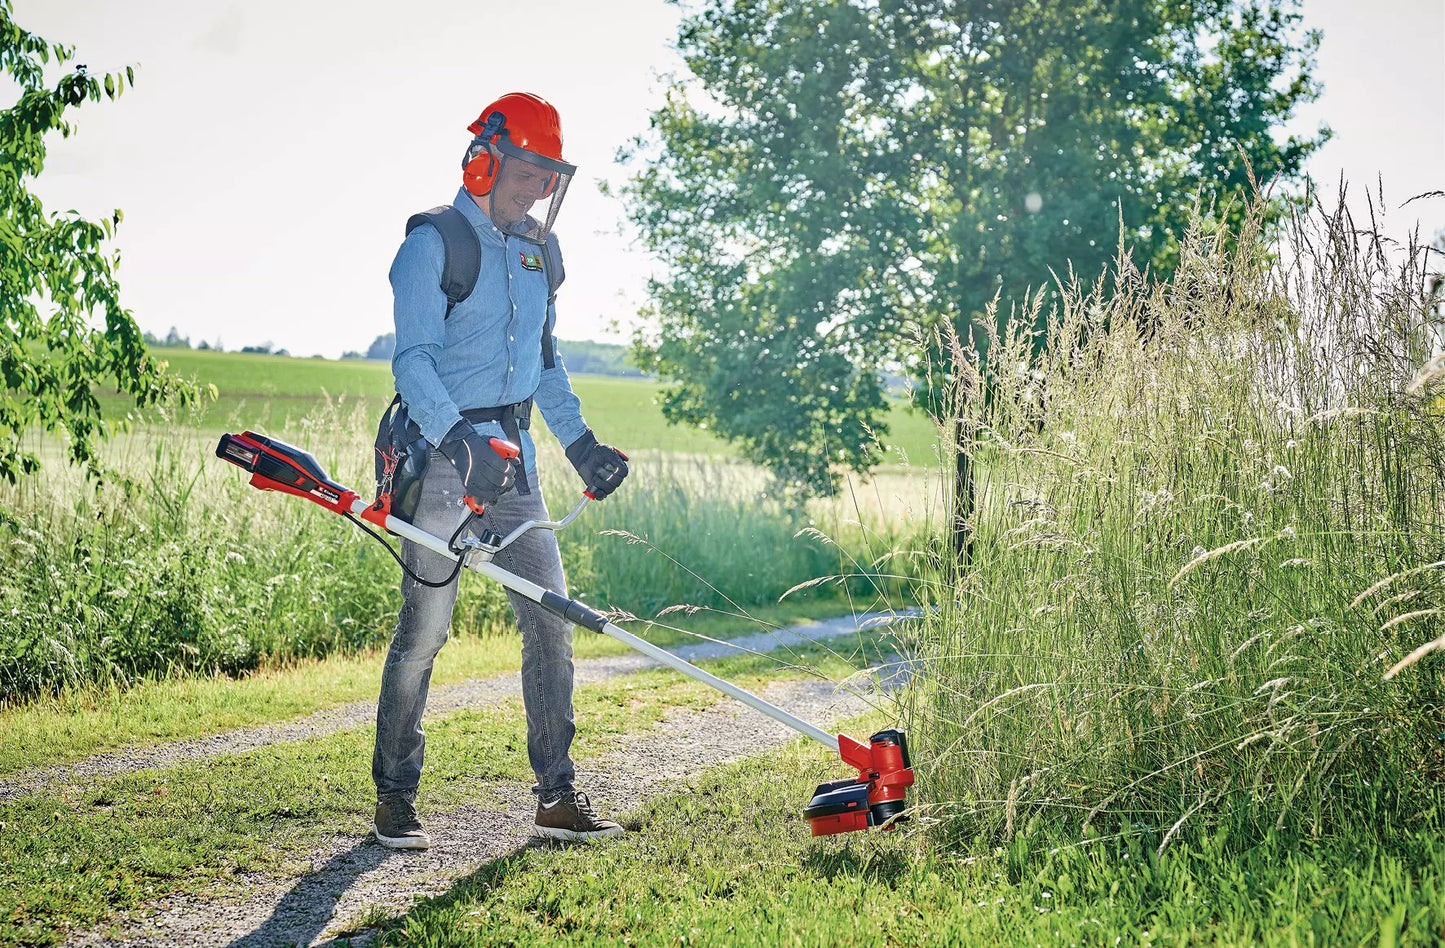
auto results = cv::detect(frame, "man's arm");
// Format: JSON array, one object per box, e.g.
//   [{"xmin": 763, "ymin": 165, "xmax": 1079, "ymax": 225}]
[
  {"xmin": 390, "ymin": 225, "xmax": 466, "ymax": 446},
  {"xmin": 533, "ymin": 308, "xmax": 588, "ymax": 450},
  {"xmin": 535, "ymin": 302, "xmax": 629, "ymax": 500}
]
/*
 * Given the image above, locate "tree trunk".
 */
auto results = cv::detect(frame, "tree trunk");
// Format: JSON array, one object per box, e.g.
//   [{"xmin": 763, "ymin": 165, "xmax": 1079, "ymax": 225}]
[{"xmin": 953, "ymin": 415, "xmax": 974, "ymax": 566}]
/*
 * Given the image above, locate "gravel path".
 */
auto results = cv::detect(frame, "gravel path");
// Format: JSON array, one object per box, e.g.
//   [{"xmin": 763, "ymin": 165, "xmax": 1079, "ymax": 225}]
[
  {"xmin": 68, "ymin": 676, "xmax": 885, "ymax": 948},
  {"xmin": 0, "ymin": 610, "xmax": 913, "ymax": 804}
]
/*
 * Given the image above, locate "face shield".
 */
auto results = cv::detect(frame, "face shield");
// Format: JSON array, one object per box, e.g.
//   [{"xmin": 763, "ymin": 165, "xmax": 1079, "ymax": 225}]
[{"xmin": 466, "ymin": 135, "xmax": 576, "ymax": 245}]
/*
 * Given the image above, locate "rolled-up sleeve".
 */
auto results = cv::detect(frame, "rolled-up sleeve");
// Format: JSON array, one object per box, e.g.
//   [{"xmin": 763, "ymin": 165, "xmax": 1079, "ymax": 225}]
[{"xmin": 390, "ymin": 225, "xmax": 464, "ymax": 446}]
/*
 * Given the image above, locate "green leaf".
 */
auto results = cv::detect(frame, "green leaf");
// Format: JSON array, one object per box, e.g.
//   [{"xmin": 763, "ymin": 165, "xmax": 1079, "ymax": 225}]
[{"xmin": 0, "ymin": 6, "xmax": 195, "ymax": 484}]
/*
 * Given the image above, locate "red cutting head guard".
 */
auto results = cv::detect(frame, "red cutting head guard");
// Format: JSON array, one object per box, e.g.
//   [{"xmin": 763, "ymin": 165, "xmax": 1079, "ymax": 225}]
[{"xmin": 463, "ymin": 92, "xmax": 569, "ymax": 197}]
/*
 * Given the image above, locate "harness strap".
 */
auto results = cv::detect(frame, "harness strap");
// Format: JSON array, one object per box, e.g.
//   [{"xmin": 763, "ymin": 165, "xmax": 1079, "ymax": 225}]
[
  {"xmin": 404, "ymin": 205, "xmax": 566, "ymax": 367},
  {"xmin": 405, "ymin": 206, "xmax": 482, "ymax": 317},
  {"xmin": 461, "ymin": 398, "xmax": 535, "ymax": 495},
  {"xmin": 541, "ymin": 233, "xmax": 564, "ymax": 369}
]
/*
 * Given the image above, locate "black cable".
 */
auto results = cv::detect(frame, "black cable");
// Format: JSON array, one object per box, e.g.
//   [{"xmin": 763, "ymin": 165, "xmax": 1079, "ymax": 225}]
[{"xmin": 344, "ymin": 511, "xmax": 468, "ymax": 589}]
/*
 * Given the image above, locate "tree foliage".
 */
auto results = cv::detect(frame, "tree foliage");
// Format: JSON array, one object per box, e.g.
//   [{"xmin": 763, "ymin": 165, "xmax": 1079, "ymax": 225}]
[
  {"xmin": 623, "ymin": 0, "xmax": 1325, "ymax": 493},
  {"xmin": 0, "ymin": 0, "xmax": 199, "ymax": 485}
]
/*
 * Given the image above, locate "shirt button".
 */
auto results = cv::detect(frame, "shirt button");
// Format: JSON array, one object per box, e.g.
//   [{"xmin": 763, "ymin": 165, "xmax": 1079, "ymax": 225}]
[{"xmin": 509, "ymin": 335, "xmax": 514, "ymax": 342}]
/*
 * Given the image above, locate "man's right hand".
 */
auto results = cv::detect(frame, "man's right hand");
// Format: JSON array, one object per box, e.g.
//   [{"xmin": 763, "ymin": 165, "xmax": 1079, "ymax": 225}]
[{"xmin": 437, "ymin": 420, "xmax": 516, "ymax": 510}]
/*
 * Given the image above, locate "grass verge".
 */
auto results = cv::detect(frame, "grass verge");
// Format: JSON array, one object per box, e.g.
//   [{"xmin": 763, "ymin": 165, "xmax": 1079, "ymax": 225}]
[
  {"xmin": 1, "ymin": 396, "xmax": 916, "ymax": 703},
  {"xmin": 368, "ymin": 712, "xmax": 1445, "ymax": 947},
  {"xmin": 0, "ymin": 640, "xmax": 893, "ymax": 947}
]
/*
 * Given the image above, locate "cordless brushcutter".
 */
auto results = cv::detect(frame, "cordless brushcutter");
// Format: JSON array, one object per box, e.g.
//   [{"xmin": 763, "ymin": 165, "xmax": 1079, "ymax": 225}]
[{"xmin": 215, "ymin": 429, "xmax": 914, "ymax": 835}]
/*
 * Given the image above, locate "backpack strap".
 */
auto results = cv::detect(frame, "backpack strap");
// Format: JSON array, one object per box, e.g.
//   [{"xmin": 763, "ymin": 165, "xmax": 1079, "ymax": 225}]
[
  {"xmin": 405, "ymin": 206, "xmax": 481, "ymax": 319},
  {"xmin": 541, "ymin": 232, "xmax": 565, "ymax": 369}
]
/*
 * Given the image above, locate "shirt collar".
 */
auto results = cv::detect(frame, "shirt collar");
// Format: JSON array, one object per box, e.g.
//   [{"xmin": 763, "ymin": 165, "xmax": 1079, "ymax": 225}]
[{"xmin": 454, "ymin": 186, "xmax": 545, "ymax": 245}]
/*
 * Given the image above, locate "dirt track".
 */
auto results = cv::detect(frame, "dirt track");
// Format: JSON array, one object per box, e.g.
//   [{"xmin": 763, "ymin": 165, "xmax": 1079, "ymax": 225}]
[
  {"xmin": 1, "ymin": 610, "xmax": 909, "ymax": 804},
  {"xmin": 68, "ymin": 677, "xmax": 881, "ymax": 947},
  {"xmin": 13, "ymin": 611, "xmax": 913, "ymax": 946}
]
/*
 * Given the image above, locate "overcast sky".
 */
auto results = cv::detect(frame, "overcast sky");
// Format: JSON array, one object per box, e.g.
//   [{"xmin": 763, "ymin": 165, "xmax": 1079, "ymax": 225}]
[{"xmin": 10, "ymin": 0, "xmax": 1444, "ymax": 359}]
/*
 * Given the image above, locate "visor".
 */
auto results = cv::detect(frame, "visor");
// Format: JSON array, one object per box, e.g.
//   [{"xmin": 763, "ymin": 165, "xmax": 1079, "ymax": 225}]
[{"xmin": 469, "ymin": 136, "xmax": 576, "ymax": 245}]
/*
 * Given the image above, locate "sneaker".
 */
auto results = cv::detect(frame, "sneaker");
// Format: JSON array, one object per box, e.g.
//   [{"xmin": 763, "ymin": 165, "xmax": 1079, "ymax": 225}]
[
  {"xmin": 374, "ymin": 789, "xmax": 431, "ymax": 850},
  {"xmin": 533, "ymin": 790, "xmax": 625, "ymax": 841}
]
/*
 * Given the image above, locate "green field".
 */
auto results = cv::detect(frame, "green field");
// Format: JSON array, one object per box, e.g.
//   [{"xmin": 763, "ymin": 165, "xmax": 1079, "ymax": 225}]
[{"xmin": 123, "ymin": 348, "xmax": 940, "ymax": 468}]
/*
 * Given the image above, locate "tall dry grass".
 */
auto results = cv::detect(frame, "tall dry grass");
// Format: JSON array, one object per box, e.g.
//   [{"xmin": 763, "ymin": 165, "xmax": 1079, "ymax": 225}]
[{"xmin": 904, "ymin": 188, "xmax": 1445, "ymax": 850}]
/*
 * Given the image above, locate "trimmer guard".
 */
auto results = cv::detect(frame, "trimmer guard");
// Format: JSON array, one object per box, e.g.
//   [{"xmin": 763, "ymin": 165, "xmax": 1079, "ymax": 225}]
[{"xmin": 805, "ymin": 728, "xmax": 915, "ymax": 836}]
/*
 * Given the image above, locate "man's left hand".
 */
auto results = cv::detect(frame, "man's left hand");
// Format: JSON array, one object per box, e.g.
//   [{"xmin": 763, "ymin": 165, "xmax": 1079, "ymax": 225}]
[{"xmin": 565, "ymin": 429, "xmax": 629, "ymax": 500}]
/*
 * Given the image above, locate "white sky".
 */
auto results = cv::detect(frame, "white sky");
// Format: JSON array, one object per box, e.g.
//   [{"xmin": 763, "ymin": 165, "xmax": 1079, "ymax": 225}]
[{"xmin": 10, "ymin": 0, "xmax": 1444, "ymax": 358}]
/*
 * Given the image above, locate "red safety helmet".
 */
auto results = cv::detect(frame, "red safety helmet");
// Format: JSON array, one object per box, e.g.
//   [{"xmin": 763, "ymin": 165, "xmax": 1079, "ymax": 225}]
[{"xmin": 463, "ymin": 92, "xmax": 573, "ymax": 198}]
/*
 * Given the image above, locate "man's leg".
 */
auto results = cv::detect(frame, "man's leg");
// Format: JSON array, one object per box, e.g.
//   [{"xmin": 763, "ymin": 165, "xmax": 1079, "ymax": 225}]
[
  {"xmin": 372, "ymin": 451, "xmax": 468, "ymax": 848},
  {"xmin": 484, "ymin": 473, "xmax": 577, "ymax": 797},
  {"xmin": 485, "ymin": 474, "xmax": 623, "ymax": 840}
]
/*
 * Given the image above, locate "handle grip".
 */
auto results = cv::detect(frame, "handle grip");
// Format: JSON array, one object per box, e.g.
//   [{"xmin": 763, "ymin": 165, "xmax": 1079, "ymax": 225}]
[
  {"xmin": 488, "ymin": 437, "xmax": 520, "ymax": 460},
  {"xmin": 583, "ymin": 447, "xmax": 628, "ymax": 500},
  {"xmin": 463, "ymin": 438, "xmax": 522, "ymax": 515}
]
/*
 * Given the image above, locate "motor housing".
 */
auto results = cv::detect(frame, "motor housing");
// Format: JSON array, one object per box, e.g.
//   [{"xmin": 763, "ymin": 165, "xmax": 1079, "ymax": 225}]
[{"xmin": 804, "ymin": 728, "xmax": 914, "ymax": 836}]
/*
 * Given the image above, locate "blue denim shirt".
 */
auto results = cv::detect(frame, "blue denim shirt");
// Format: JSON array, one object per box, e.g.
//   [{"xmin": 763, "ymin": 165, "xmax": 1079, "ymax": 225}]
[{"xmin": 390, "ymin": 187, "xmax": 588, "ymax": 474}]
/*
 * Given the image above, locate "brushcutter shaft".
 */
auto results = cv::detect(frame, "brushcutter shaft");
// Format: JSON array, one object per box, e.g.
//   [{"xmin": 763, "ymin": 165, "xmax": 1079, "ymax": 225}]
[
  {"xmin": 346, "ymin": 495, "xmax": 842, "ymax": 752},
  {"xmin": 593, "ymin": 620, "xmax": 841, "ymax": 751}
]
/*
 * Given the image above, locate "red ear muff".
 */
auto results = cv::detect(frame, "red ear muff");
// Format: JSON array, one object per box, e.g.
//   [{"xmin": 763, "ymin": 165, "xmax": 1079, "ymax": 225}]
[
  {"xmin": 541, "ymin": 172, "xmax": 557, "ymax": 198},
  {"xmin": 462, "ymin": 148, "xmax": 499, "ymax": 196}
]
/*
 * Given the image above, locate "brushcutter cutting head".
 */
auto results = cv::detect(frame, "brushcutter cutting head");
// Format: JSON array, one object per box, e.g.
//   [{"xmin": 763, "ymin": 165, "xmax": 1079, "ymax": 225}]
[{"xmin": 804, "ymin": 728, "xmax": 915, "ymax": 836}]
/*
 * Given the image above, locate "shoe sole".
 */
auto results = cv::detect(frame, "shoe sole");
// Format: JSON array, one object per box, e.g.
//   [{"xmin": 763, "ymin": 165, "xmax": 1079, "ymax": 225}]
[
  {"xmin": 532, "ymin": 824, "xmax": 625, "ymax": 842},
  {"xmin": 374, "ymin": 827, "xmax": 432, "ymax": 850}
]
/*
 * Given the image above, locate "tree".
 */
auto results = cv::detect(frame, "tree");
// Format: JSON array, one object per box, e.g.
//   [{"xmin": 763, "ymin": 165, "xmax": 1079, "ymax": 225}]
[
  {"xmin": 623, "ymin": 0, "xmax": 1325, "ymax": 496},
  {"xmin": 0, "ymin": 1, "xmax": 200, "ymax": 484},
  {"xmin": 365, "ymin": 332, "xmax": 396, "ymax": 361}
]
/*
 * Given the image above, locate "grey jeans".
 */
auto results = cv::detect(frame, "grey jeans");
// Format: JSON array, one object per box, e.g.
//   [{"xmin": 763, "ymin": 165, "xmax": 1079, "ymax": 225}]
[{"xmin": 372, "ymin": 449, "xmax": 576, "ymax": 800}]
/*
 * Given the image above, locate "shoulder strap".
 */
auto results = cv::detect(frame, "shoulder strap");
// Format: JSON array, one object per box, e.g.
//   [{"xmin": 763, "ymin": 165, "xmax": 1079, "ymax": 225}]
[
  {"xmin": 540, "ymin": 233, "xmax": 565, "ymax": 369},
  {"xmin": 404, "ymin": 206, "xmax": 481, "ymax": 319}
]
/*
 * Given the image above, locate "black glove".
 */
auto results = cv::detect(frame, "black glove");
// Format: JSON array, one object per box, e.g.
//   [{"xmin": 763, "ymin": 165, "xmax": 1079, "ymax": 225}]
[
  {"xmin": 437, "ymin": 420, "xmax": 516, "ymax": 512},
  {"xmin": 565, "ymin": 429, "xmax": 629, "ymax": 500}
]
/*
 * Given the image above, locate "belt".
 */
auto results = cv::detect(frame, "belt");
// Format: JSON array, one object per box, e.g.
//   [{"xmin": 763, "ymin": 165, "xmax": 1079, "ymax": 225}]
[{"xmin": 460, "ymin": 398, "xmax": 534, "ymax": 494}]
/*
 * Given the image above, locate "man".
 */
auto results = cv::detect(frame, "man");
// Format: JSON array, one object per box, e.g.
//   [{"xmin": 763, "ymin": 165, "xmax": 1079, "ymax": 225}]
[{"xmin": 373, "ymin": 91, "xmax": 630, "ymax": 849}]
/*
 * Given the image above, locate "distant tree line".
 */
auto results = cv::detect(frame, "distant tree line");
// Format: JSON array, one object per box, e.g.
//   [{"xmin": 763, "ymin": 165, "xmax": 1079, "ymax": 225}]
[
  {"xmin": 142, "ymin": 327, "xmax": 293, "ymax": 356},
  {"xmin": 140, "ymin": 327, "xmax": 645, "ymax": 375},
  {"xmin": 343, "ymin": 332, "xmax": 645, "ymax": 378},
  {"xmin": 341, "ymin": 333, "xmax": 396, "ymax": 361}
]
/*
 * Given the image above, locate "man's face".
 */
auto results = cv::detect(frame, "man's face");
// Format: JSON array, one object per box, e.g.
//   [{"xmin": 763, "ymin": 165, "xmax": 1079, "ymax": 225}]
[{"xmin": 487, "ymin": 146, "xmax": 554, "ymax": 226}]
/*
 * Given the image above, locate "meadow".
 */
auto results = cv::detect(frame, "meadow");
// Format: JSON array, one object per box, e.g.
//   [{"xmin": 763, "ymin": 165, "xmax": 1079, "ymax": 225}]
[
  {"xmin": 1, "ymin": 354, "xmax": 938, "ymax": 703},
  {"xmin": 108, "ymin": 347, "xmax": 942, "ymax": 468}
]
